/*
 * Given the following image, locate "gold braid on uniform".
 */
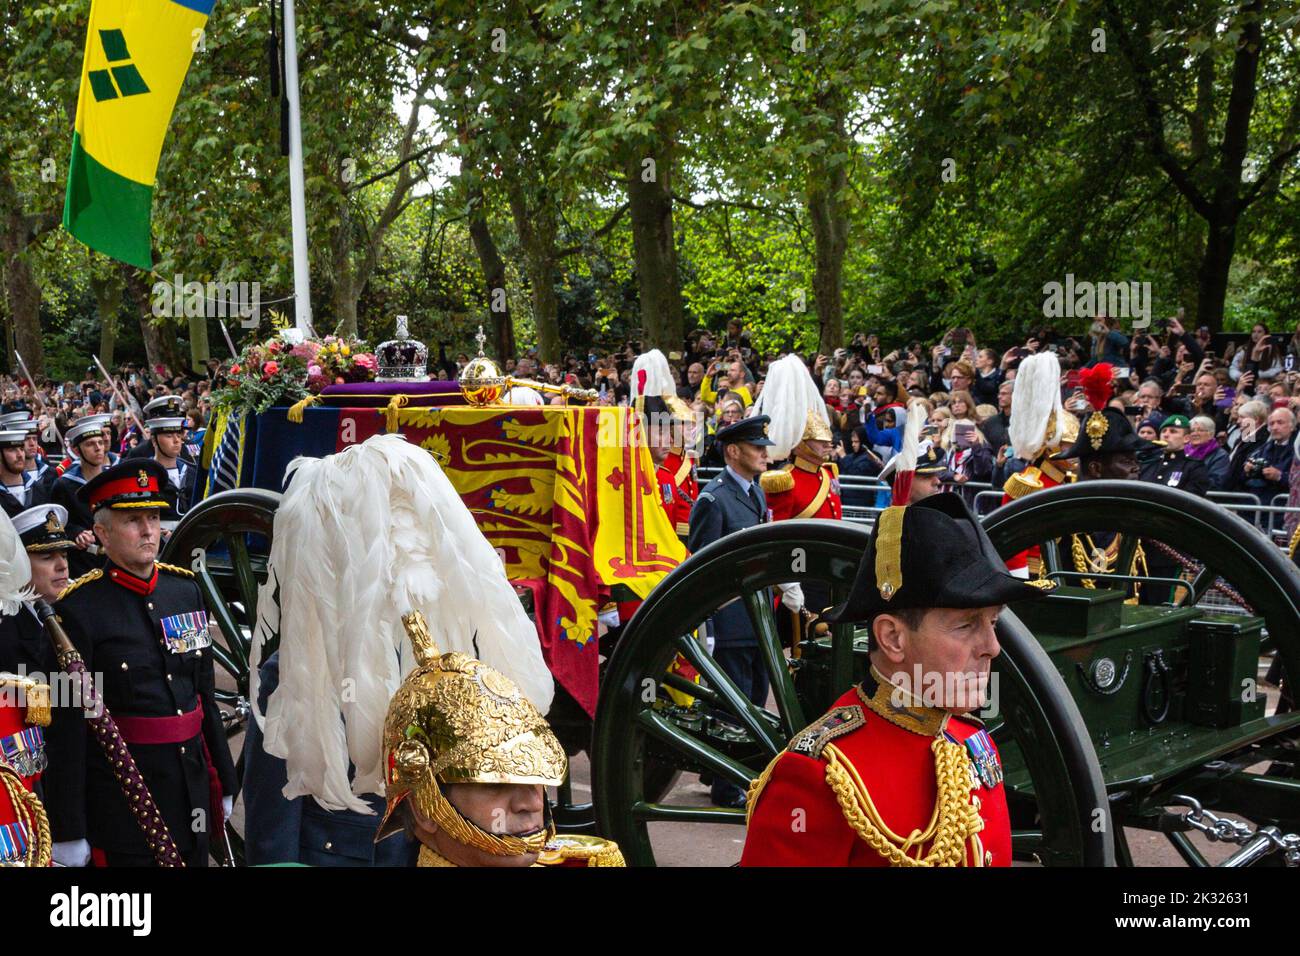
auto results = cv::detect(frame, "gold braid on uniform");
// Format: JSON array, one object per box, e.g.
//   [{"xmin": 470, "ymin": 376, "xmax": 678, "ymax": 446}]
[
  {"xmin": 56, "ymin": 568, "xmax": 102, "ymax": 600},
  {"xmin": 0, "ymin": 766, "xmax": 51, "ymax": 868},
  {"xmin": 1289, "ymin": 523, "xmax": 1300, "ymax": 561},
  {"xmin": 822, "ymin": 739, "xmax": 985, "ymax": 867},
  {"xmin": 1070, "ymin": 533, "xmax": 1146, "ymax": 596},
  {"xmin": 155, "ymin": 562, "xmax": 196, "ymax": 578}
]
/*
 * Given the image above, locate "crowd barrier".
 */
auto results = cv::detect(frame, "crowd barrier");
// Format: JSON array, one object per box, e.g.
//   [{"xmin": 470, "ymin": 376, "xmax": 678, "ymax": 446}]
[{"xmin": 693, "ymin": 466, "xmax": 1297, "ymax": 552}]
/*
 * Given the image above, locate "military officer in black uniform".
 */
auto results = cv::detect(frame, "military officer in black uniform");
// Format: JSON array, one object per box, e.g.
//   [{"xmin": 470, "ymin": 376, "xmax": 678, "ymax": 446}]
[
  {"xmin": 43, "ymin": 459, "xmax": 237, "ymax": 867},
  {"xmin": 1139, "ymin": 414, "xmax": 1211, "ymax": 496},
  {"xmin": 0, "ymin": 504, "xmax": 77, "ymax": 678},
  {"xmin": 687, "ymin": 414, "xmax": 774, "ymax": 807}
]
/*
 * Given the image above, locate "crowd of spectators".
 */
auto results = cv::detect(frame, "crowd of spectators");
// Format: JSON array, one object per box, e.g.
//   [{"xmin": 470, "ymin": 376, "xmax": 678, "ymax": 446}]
[{"xmin": 5, "ymin": 313, "xmax": 1299, "ymax": 540}]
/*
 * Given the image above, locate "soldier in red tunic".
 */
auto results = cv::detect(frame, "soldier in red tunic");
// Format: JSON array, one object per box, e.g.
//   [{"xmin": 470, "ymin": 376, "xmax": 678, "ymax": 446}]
[
  {"xmin": 741, "ymin": 492, "xmax": 1054, "ymax": 866},
  {"xmin": 1000, "ymin": 352, "xmax": 1078, "ymax": 577},
  {"xmin": 0, "ymin": 672, "xmax": 52, "ymax": 866},
  {"xmin": 632, "ymin": 349, "xmax": 699, "ymax": 544},
  {"xmin": 760, "ymin": 409, "xmax": 843, "ymax": 522}
]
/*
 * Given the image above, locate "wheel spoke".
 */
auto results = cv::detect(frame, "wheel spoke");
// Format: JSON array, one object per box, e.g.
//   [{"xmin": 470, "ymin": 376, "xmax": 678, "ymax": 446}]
[
  {"xmin": 742, "ymin": 589, "xmax": 805, "ymax": 736},
  {"xmin": 660, "ymin": 669, "xmax": 721, "ymax": 709},
  {"xmin": 197, "ymin": 568, "xmax": 249, "ymax": 677},
  {"xmin": 636, "ymin": 709, "xmax": 758, "ymax": 787},
  {"xmin": 1182, "ymin": 565, "xmax": 1216, "ymax": 607},
  {"xmin": 673, "ymin": 635, "xmax": 783, "ymax": 755},
  {"xmin": 631, "ymin": 801, "xmax": 746, "ymax": 824},
  {"xmin": 1039, "ymin": 539, "xmax": 1062, "ymax": 578},
  {"xmin": 224, "ymin": 533, "xmax": 260, "ymax": 630},
  {"xmin": 1113, "ymin": 534, "xmax": 1140, "ymax": 589}
]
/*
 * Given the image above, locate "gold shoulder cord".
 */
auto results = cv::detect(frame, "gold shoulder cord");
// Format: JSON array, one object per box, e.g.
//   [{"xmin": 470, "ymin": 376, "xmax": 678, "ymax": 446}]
[
  {"xmin": 0, "ymin": 767, "xmax": 51, "ymax": 868},
  {"xmin": 155, "ymin": 562, "xmax": 196, "ymax": 579},
  {"xmin": 822, "ymin": 739, "xmax": 985, "ymax": 867},
  {"xmin": 56, "ymin": 568, "xmax": 103, "ymax": 600},
  {"xmin": 1289, "ymin": 524, "xmax": 1299, "ymax": 561},
  {"xmin": 1071, "ymin": 533, "xmax": 1146, "ymax": 596}
]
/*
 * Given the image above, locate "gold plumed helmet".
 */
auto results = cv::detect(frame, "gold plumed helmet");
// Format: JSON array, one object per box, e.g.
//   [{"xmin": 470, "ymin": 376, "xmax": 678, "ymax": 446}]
[
  {"xmin": 376, "ymin": 612, "xmax": 567, "ymax": 855},
  {"xmin": 800, "ymin": 407, "xmax": 834, "ymax": 443}
]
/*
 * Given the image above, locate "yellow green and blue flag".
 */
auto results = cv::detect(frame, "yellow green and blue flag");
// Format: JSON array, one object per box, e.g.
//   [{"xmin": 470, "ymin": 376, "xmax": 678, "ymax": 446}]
[{"xmin": 63, "ymin": 0, "xmax": 216, "ymax": 269}]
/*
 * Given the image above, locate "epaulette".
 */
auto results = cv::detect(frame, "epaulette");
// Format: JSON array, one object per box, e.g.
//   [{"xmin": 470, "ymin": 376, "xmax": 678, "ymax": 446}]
[
  {"xmin": 155, "ymin": 562, "xmax": 195, "ymax": 579},
  {"xmin": 56, "ymin": 568, "xmax": 103, "ymax": 601},
  {"xmin": 826, "ymin": 461, "xmax": 839, "ymax": 478},
  {"xmin": 1002, "ymin": 466, "xmax": 1044, "ymax": 500},
  {"xmin": 786, "ymin": 704, "xmax": 866, "ymax": 759},
  {"xmin": 535, "ymin": 834, "xmax": 626, "ymax": 867},
  {"xmin": 759, "ymin": 467, "xmax": 795, "ymax": 495}
]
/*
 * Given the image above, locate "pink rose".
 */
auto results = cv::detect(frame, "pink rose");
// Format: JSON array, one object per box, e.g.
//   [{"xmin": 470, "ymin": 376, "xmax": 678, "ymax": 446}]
[
  {"xmin": 263, "ymin": 360, "xmax": 280, "ymax": 376},
  {"xmin": 308, "ymin": 364, "xmax": 322, "ymax": 377},
  {"xmin": 353, "ymin": 353, "xmax": 378, "ymax": 372}
]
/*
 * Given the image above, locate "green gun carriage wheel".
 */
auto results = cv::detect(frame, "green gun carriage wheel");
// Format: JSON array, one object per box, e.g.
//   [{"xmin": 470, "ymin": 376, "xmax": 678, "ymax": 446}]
[
  {"xmin": 592, "ymin": 519, "xmax": 1113, "ymax": 867},
  {"xmin": 983, "ymin": 480, "xmax": 1300, "ymax": 867},
  {"xmin": 162, "ymin": 488, "xmax": 281, "ymax": 865}
]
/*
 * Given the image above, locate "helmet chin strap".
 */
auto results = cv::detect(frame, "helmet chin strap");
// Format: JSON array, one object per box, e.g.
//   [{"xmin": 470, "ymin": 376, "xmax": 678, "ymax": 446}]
[{"xmin": 417, "ymin": 783, "xmax": 556, "ymax": 858}]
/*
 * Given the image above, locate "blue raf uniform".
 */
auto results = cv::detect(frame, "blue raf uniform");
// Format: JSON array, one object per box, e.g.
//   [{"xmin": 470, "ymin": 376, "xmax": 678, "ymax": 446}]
[{"xmin": 686, "ymin": 415, "xmax": 774, "ymax": 808}]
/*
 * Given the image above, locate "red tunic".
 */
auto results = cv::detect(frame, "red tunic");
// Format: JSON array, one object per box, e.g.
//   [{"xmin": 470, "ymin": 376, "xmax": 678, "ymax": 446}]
[
  {"xmin": 764, "ymin": 459, "xmax": 843, "ymax": 522},
  {"xmin": 1002, "ymin": 459, "xmax": 1067, "ymax": 574},
  {"xmin": 740, "ymin": 682, "xmax": 1011, "ymax": 867},
  {"xmin": 657, "ymin": 450, "xmax": 698, "ymax": 539}
]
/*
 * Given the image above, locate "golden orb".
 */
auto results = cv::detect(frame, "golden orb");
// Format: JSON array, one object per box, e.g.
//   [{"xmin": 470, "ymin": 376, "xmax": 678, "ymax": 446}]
[{"xmin": 459, "ymin": 356, "xmax": 504, "ymax": 406}]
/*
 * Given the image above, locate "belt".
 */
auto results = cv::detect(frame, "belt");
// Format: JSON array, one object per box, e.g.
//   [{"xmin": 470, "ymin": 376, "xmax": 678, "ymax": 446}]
[{"xmin": 115, "ymin": 705, "xmax": 202, "ymax": 745}]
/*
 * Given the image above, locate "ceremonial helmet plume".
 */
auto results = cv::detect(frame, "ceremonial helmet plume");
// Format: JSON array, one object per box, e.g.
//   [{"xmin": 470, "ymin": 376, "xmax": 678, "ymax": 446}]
[
  {"xmin": 1008, "ymin": 351, "xmax": 1069, "ymax": 461},
  {"xmin": 752, "ymin": 354, "xmax": 832, "ymax": 461},
  {"xmin": 249, "ymin": 434, "xmax": 554, "ymax": 815}
]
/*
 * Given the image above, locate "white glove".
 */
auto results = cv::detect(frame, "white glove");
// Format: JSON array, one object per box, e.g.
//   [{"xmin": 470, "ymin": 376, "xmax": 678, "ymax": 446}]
[
  {"xmin": 597, "ymin": 608, "xmax": 621, "ymax": 629},
  {"xmin": 53, "ymin": 839, "xmax": 91, "ymax": 867},
  {"xmin": 777, "ymin": 582, "xmax": 805, "ymax": 614},
  {"xmin": 222, "ymin": 795, "xmax": 234, "ymax": 820}
]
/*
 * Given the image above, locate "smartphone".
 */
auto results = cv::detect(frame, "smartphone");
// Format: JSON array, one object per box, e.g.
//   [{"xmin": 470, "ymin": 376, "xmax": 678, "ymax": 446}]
[
  {"xmin": 866, "ymin": 364, "xmax": 884, "ymax": 375},
  {"xmin": 1113, "ymin": 366, "xmax": 1131, "ymax": 378}
]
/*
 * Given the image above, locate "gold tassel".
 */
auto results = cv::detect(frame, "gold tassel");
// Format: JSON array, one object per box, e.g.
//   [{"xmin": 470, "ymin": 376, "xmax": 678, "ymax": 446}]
[
  {"xmin": 384, "ymin": 394, "xmax": 409, "ymax": 433},
  {"xmin": 287, "ymin": 394, "xmax": 322, "ymax": 423},
  {"xmin": 23, "ymin": 682, "xmax": 51, "ymax": 727}
]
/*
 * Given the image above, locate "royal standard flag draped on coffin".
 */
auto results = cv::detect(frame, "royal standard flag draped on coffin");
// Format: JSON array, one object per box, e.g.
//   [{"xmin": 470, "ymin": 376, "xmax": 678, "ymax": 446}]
[{"xmin": 63, "ymin": 0, "xmax": 215, "ymax": 269}]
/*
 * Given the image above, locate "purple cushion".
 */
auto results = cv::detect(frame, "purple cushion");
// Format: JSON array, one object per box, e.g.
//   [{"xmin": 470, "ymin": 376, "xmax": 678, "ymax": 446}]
[{"xmin": 319, "ymin": 380, "xmax": 467, "ymax": 408}]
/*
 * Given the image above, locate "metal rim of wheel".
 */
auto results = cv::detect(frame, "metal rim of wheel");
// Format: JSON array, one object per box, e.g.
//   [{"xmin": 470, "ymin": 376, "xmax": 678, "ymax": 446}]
[
  {"xmin": 983, "ymin": 480, "xmax": 1300, "ymax": 868},
  {"xmin": 592, "ymin": 517, "xmax": 1112, "ymax": 867}
]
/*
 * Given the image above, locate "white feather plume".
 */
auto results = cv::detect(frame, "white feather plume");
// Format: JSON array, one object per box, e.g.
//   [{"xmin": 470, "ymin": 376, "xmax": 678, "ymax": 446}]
[
  {"xmin": 1008, "ymin": 352, "xmax": 1066, "ymax": 461},
  {"xmin": 250, "ymin": 434, "xmax": 554, "ymax": 813},
  {"xmin": 630, "ymin": 349, "xmax": 676, "ymax": 401},
  {"xmin": 0, "ymin": 517, "xmax": 32, "ymax": 616},
  {"xmin": 752, "ymin": 354, "xmax": 830, "ymax": 461}
]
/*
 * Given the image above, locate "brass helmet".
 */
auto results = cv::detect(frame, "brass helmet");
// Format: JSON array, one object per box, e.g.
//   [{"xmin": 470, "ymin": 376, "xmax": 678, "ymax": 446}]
[
  {"xmin": 800, "ymin": 407, "xmax": 834, "ymax": 443},
  {"xmin": 376, "ymin": 612, "xmax": 567, "ymax": 855}
]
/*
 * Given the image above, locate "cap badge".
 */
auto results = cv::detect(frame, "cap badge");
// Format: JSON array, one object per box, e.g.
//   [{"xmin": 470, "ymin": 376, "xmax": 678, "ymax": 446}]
[
  {"xmin": 137, "ymin": 470, "xmax": 149, "ymax": 488},
  {"xmin": 1085, "ymin": 410, "xmax": 1108, "ymax": 450},
  {"xmin": 44, "ymin": 511, "xmax": 62, "ymax": 534}
]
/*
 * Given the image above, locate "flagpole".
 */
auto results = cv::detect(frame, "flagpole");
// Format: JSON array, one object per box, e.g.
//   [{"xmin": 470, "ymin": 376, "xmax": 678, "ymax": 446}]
[{"xmin": 283, "ymin": 0, "xmax": 315, "ymax": 338}]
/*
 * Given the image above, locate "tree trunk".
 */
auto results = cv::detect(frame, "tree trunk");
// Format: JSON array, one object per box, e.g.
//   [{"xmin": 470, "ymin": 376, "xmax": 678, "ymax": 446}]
[
  {"xmin": 467, "ymin": 190, "xmax": 514, "ymax": 361},
  {"xmin": 187, "ymin": 314, "xmax": 210, "ymax": 375},
  {"xmin": 124, "ymin": 266, "xmax": 165, "ymax": 374},
  {"xmin": 807, "ymin": 151, "xmax": 848, "ymax": 352},
  {"xmin": 158, "ymin": 320, "xmax": 185, "ymax": 379},
  {"xmin": 90, "ymin": 267, "xmax": 123, "ymax": 369},
  {"xmin": 0, "ymin": 169, "xmax": 46, "ymax": 379},
  {"xmin": 623, "ymin": 143, "xmax": 684, "ymax": 352},
  {"xmin": 507, "ymin": 181, "xmax": 560, "ymax": 364},
  {"xmin": 1195, "ymin": 219, "xmax": 1236, "ymax": 333}
]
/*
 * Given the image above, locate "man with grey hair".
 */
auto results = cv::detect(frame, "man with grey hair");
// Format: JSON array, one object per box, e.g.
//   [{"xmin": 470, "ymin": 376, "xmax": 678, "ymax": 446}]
[
  {"xmin": 1239, "ymin": 407, "xmax": 1295, "ymax": 506},
  {"xmin": 44, "ymin": 459, "xmax": 235, "ymax": 867}
]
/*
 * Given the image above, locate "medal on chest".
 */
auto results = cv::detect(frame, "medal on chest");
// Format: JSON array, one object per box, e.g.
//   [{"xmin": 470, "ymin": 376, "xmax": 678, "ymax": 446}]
[
  {"xmin": 159, "ymin": 610, "xmax": 212, "ymax": 654},
  {"xmin": 963, "ymin": 729, "xmax": 1003, "ymax": 790}
]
